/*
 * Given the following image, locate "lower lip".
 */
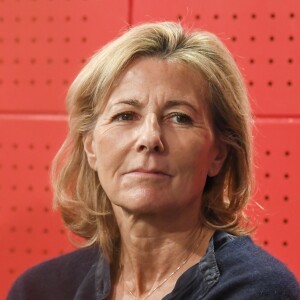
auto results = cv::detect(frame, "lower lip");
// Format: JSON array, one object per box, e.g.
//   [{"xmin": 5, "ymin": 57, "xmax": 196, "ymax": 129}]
[{"xmin": 127, "ymin": 172, "xmax": 170, "ymax": 178}]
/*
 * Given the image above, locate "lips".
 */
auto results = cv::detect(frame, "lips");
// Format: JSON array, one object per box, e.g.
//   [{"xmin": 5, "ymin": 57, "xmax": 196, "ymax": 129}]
[{"xmin": 126, "ymin": 168, "xmax": 172, "ymax": 177}]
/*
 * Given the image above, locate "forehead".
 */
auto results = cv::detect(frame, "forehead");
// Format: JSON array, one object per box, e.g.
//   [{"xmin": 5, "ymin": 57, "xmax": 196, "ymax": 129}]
[{"xmin": 104, "ymin": 57, "xmax": 208, "ymax": 108}]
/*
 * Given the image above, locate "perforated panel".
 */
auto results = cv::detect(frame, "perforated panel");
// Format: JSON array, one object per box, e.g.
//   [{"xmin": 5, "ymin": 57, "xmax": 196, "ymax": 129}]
[
  {"xmin": 253, "ymin": 120, "xmax": 300, "ymax": 277},
  {"xmin": 1, "ymin": 0, "xmax": 299, "ymax": 298},
  {"xmin": 0, "ymin": 117, "xmax": 73, "ymax": 297},
  {"xmin": 0, "ymin": 0, "xmax": 128, "ymax": 113}
]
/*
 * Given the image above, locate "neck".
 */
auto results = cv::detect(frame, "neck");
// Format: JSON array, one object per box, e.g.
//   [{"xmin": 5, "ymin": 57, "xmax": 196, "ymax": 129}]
[{"xmin": 112, "ymin": 205, "xmax": 214, "ymax": 298}]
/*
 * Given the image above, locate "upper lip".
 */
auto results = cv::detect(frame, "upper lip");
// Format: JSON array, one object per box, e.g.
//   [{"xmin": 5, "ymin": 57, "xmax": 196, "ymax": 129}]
[{"xmin": 127, "ymin": 168, "xmax": 172, "ymax": 176}]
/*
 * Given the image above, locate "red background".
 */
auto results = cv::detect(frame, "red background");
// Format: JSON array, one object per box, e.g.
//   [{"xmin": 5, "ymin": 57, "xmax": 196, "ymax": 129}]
[{"xmin": 0, "ymin": 0, "xmax": 299, "ymax": 298}]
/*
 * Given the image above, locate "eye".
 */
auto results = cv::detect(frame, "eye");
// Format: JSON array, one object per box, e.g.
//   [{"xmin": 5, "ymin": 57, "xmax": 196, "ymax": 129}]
[
  {"xmin": 112, "ymin": 111, "xmax": 137, "ymax": 122},
  {"xmin": 168, "ymin": 112, "xmax": 193, "ymax": 125}
]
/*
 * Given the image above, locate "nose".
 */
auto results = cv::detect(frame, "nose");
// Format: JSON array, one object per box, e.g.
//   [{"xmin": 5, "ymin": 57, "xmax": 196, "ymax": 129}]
[{"xmin": 135, "ymin": 113, "xmax": 164, "ymax": 153}]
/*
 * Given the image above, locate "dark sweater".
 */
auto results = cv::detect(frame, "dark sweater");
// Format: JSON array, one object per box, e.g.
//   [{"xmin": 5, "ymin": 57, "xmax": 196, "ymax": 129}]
[{"xmin": 7, "ymin": 231, "xmax": 300, "ymax": 299}]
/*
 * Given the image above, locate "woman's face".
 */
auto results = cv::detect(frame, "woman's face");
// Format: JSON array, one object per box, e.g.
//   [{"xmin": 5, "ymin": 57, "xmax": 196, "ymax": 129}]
[{"xmin": 84, "ymin": 57, "xmax": 226, "ymax": 217}]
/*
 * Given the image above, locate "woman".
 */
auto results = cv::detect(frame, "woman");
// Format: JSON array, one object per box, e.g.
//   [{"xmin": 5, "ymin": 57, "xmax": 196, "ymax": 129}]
[{"xmin": 8, "ymin": 22, "xmax": 299, "ymax": 300}]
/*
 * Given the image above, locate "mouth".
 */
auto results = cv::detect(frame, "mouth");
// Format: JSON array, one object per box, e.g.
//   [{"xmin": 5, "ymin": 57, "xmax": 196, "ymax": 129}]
[{"xmin": 126, "ymin": 168, "xmax": 172, "ymax": 177}]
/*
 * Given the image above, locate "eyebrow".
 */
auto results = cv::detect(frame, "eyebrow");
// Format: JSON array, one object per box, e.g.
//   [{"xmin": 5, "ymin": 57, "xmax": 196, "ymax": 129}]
[
  {"xmin": 110, "ymin": 99, "xmax": 142, "ymax": 109},
  {"xmin": 164, "ymin": 100, "xmax": 198, "ymax": 113},
  {"xmin": 108, "ymin": 99, "xmax": 198, "ymax": 112}
]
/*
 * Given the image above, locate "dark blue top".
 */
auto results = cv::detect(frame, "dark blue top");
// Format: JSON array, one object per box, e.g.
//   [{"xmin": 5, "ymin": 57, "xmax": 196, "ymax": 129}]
[{"xmin": 7, "ymin": 231, "xmax": 300, "ymax": 299}]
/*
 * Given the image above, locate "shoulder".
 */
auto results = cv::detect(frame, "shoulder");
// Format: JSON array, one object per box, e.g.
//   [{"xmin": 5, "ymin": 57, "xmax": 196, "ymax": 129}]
[
  {"xmin": 7, "ymin": 246, "xmax": 100, "ymax": 300},
  {"xmin": 212, "ymin": 231, "xmax": 300, "ymax": 299}
]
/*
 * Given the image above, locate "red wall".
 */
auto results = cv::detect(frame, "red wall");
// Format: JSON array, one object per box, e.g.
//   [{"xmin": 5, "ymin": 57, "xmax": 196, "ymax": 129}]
[{"xmin": 1, "ymin": 0, "xmax": 299, "ymax": 298}]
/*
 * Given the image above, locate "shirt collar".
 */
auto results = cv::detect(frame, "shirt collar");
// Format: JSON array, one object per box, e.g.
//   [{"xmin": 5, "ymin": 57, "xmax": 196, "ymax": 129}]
[{"xmin": 75, "ymin": 231, "xmax": 224, "ymax": 300}]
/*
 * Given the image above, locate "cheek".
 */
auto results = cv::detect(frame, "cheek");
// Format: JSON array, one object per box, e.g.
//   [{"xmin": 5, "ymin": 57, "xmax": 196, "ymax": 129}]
[
  {"xmin": 175, "ymin": 140, "xmax": 214, "ymax": 176},
  {"xmin": 171, "ymin": 132, "xmax": 197, "ymax": 157},
  {"xmin": 93, "ymin": 126, "xmax": 133, "ymax": 172}
]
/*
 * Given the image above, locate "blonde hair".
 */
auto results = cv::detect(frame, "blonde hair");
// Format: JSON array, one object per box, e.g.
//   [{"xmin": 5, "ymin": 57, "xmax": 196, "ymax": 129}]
[{"xmin": 52, "ymin": 22, "xmax": 253, "ymax": 261}]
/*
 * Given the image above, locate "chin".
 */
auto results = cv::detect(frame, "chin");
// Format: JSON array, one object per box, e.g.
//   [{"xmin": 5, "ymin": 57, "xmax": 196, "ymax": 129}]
[{"xmin": 112, "ymin": 192, "xmax": 173, "ymax": 215}]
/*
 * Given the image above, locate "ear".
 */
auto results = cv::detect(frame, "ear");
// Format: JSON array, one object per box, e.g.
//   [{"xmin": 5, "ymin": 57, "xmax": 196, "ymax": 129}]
[
  {"xmin": 208, "ymin": 141, "xmax": 228, "ymax": 177},
  {"xmin": 83, "ymin": 133, "xmax": 97, "ymax": 171}
]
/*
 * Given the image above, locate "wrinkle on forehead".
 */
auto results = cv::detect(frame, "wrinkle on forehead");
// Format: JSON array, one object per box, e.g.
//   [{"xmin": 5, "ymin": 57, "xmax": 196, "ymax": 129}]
[{"xmin": 101, "ymin": 57, "xmax": 209, "ymax": 111}]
